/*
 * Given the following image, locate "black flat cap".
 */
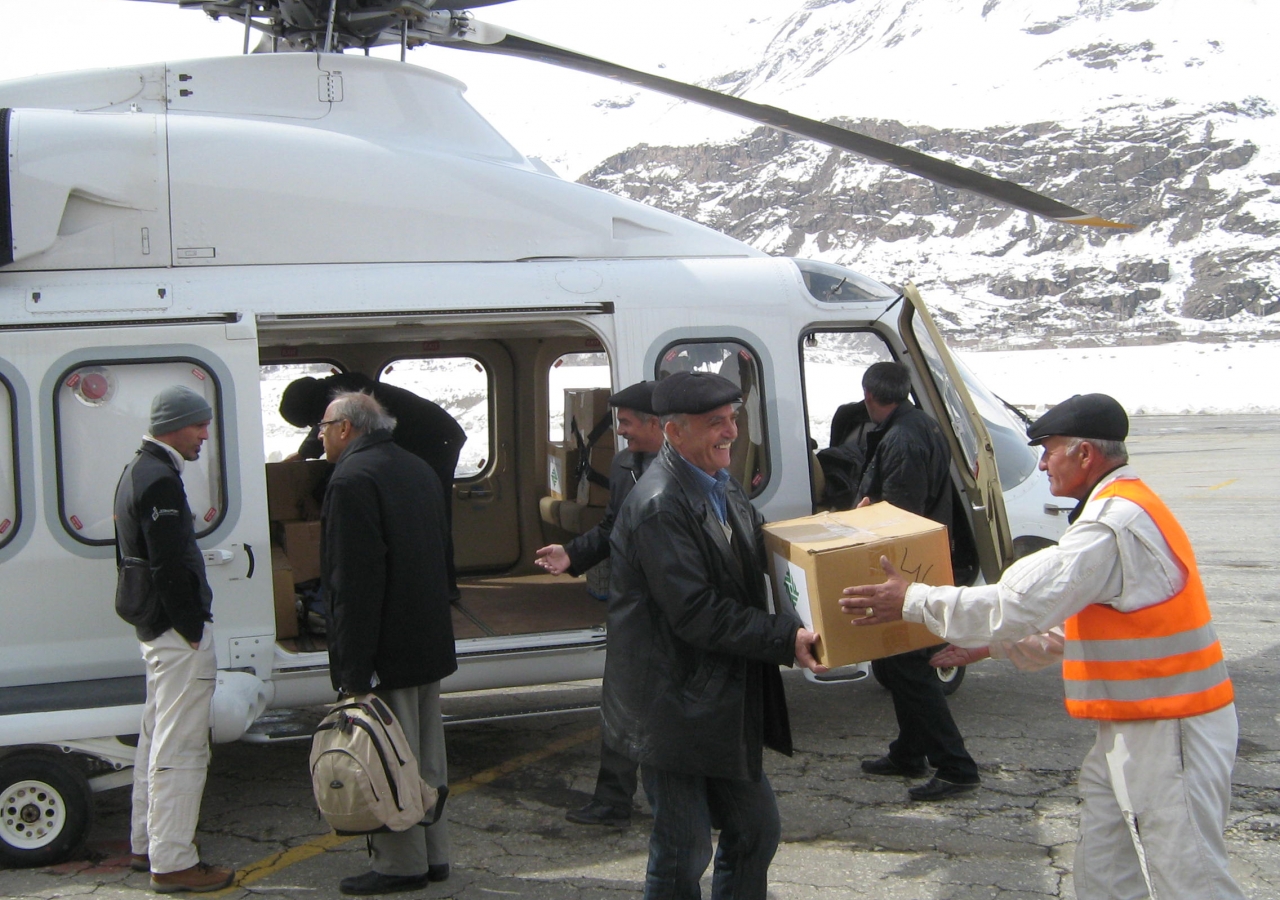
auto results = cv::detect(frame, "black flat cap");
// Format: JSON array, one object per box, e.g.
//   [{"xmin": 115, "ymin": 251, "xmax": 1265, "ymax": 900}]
[
  {"xmin": 609, "ymin": 381, "xmax": 657, "ymax": 415},
  {"xmin": 1027, "ymin": 393, "xmax": 1128, "ymax": 445},
  {"xmin": 652, "ymin": 372, "xmax": 742, "ymax": 415}
]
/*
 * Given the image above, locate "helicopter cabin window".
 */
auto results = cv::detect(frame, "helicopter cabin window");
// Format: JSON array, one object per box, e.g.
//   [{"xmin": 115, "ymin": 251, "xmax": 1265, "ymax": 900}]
[
  {"xmin": 0, "ymin": 374, "xmax": 16, "ymax": 549},
  {"xmin": 657, "ymin": 340, "xmax": 768, "ymax": 496},
  {"xmin": 55, "ymin": 361, "xmax": 224, "ymax": 545},
  {"xmin": 801, "ymin": 331, "xmax": 896, "ymax": 510},
  {"xmin": 378, "ymin": 356, "xmax": 490, "ymax": 478},
  {"xmin": 261, "ymin": 361, "xmax": 344, "ymax": 462}
]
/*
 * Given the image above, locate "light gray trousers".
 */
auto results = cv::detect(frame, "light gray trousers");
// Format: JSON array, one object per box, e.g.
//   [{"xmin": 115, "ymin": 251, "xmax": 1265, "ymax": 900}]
[
  {"xmin": 1074, "ymin": 703, "xmax": 1246, "ymax": 900},
  {"xmin": 367, "ymin": 682, "xmax": 451, "ymax": 875},
  {"xmin": 130, "ymin": 628, "xmax": 216, "ymax": 874}
]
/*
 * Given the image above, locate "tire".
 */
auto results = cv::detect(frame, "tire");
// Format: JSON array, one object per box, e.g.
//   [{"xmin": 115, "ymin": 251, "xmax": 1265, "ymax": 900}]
[
  {"xmin": 869, "ymin": 662, "xmax": 966, "ymax": 695},
  {"xmin": 936, "ymin": 664, "xmax": 965, "ymax": 696},
  {"xmin": 0, "ymin": 751, "xmax": 94, "ymax": 868}
]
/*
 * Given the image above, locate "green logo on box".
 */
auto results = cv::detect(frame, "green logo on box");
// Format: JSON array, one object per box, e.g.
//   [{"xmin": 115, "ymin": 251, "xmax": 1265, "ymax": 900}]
[{"xmin": 783, "ymin": 570, "xmax": 799, "ymax": 608}]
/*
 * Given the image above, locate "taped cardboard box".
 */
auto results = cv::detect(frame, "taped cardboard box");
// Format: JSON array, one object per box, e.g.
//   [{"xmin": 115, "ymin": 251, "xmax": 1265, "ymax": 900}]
[
  {"xmin": 265, "ymin": 459, "xmax": 333, "ymax": 522},
  {"xmin": 271, "ymin": 546, "xmax": 299, "ymax": 641},
  {"xmin": 764, "ymin": 503, "xmax": 953, "ymax": 670},
  {"xmin": 282, "ymin": 520, "xmax": 323, "ymax": 584},
  {"xmin": 546, "ymin": 441, "xmax": 580, "ymax": 501}
]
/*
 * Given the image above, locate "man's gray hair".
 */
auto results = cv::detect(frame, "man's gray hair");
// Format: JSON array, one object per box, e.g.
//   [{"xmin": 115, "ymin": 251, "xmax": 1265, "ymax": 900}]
[
  {"xmin": 1066, "ymin": 436, "xmax": 1128, "ymax": 464},
  {"xmin": 329, "ymin": 391, "xmax": 397, "ymax": 434}
]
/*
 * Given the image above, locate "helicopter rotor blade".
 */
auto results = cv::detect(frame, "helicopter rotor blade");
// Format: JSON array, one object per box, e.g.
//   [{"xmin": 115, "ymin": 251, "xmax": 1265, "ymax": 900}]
[{"xmin": 443, "ymin": 25, "xmax": 1131, "ymax": 229}]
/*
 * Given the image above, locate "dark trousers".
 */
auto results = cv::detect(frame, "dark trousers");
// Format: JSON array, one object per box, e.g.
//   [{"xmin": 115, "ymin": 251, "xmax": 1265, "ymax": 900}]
[
  {"xmin": 640, "ymin": 765, "xmax": 780, "ymax": 900},
  {"xmin": 592, "ymin": 740, "xmax": 639, "ymax": 809},
  {"xmin": 872, "ymin": 646, "xmax": 979, "ymax": 784}
]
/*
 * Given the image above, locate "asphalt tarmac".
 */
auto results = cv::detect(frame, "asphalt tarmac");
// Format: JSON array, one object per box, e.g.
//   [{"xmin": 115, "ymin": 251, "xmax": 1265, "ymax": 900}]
[{"xmin": 4, "ymin": 415, "xmax": 1277, "ymax": 899}]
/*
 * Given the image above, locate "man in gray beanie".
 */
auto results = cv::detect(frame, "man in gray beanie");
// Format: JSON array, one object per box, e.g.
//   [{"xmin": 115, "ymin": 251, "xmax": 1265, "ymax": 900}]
[{"xmin": 113, "ymin": 385, "xmax": 234, "ymax": 893}]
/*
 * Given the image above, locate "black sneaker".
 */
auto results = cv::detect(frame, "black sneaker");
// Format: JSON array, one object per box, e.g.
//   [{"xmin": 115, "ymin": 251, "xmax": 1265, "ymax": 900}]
[
  {"xmin": 339, "ymin": 871, "xmax": 430, "ymax": 896},
  {"xmin": 860, "ymin": 756, "xmax": 928, "ymax": 778},
  {"xmin": 565, "ymin": 800, "xmax": 631, "ymax": 827}
]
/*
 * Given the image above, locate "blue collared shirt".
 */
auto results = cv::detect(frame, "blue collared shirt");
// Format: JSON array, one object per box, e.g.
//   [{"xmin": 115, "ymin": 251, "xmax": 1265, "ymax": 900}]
[{"xmin": 677, "ymin": 453, "xmax": 732, "ymax": 524}]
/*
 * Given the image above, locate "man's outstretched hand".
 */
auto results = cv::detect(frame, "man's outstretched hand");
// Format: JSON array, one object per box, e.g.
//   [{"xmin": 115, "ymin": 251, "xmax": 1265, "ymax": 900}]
[{"xmin": 839, "ymin": 556, "xmax": 909, "ymax": 625}]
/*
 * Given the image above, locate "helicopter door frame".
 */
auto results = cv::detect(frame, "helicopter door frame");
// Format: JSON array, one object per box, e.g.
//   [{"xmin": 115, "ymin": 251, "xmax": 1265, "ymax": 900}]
[{"xmin": 898, "ymin": 283, "xmax": 1013, "ymax": 582}]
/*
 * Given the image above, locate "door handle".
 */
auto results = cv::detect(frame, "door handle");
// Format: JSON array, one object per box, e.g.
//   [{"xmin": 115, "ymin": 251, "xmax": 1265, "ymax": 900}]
[{"xmin": 202, "ymin": 548, "xmax": 235, "ymax": 566}]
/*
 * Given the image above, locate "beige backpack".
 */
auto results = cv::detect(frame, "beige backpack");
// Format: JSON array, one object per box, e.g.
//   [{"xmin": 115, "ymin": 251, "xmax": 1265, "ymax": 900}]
[{"xmin": 309, "ymin": 694, "xmax": 445, "ymax": 834}]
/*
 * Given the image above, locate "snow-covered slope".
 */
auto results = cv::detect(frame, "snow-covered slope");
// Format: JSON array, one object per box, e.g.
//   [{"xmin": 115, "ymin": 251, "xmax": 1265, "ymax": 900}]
[{"xmin": 458, "ymin": 0, "xmax": 1280, "ymax": 343}]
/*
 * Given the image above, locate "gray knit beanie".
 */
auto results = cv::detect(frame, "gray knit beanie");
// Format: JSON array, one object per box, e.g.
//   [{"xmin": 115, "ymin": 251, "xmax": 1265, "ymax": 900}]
[{"xmin": 150, "ymin": 386, "xmax": 213, "ymax": 435}]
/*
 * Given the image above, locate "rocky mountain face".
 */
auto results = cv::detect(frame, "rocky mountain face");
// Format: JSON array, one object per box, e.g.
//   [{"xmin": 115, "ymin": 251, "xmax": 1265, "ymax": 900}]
[{"xmin": 573, "ymin": 0, "xmax": 1280, "ymax": 347}]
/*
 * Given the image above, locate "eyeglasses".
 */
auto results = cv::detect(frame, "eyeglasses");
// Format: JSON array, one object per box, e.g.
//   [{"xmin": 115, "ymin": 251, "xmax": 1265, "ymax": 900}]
[{"xmin": 317, "ymin": 418, "xmax": 346, "ymax": 431}]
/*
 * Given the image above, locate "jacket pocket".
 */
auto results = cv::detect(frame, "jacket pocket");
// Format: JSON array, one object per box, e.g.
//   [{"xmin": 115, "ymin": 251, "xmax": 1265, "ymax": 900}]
[{"xmin": 115, "ymin": 557, "xmax": 158, "ymax": 627}]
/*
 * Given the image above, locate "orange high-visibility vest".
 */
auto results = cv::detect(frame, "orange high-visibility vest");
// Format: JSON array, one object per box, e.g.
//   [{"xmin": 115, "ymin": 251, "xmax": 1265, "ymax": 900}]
[{"xmin": 1062, "ymin": 477, "xmax": 1233, "ymax": 721}]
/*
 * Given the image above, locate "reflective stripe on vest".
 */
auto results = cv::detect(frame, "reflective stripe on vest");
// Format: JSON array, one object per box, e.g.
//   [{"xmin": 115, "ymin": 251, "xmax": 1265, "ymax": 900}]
[{"xmin": 1062, "ymin": 477, "xmax": 1233, "ymax": 721}]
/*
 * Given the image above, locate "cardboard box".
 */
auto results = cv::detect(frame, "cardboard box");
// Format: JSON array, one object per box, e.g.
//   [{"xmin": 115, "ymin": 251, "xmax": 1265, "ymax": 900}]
[
  {"xmin": 282, "ymin": 520, "xmax": 323, "ymax": 583},
  {"xmin": 763, "ymin": 503, "xmax": 953, "ymax": 669},
  {"xmin": 265, "ymin": 459, "xmax": 333, "ymax": 522},
  {"xmin": 271, "ymin": 546, "xmax": 299, "ymax": 641},
  {"xmin": 563, "ymin": 387, "xmax": 616, "ymax": 507},
  {"xmin": 546, "ymin": 441, "xmax": 580, "ymax": 501},
  {"xmin": 564, "ymin": 387, "xmax": 612, "ymax": 448}
]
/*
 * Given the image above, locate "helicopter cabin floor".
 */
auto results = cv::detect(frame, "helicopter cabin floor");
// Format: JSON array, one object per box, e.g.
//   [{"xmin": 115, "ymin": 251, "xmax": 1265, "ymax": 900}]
[{"xmin": 275, "ymin": 572, "xmax": 606, "ymax": 652}]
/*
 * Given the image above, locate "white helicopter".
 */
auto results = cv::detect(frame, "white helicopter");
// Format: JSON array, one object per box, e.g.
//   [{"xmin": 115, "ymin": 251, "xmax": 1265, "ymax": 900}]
[{"xmin": 0, "ymin": 0, "xmax": 1120, "ymax": 867}]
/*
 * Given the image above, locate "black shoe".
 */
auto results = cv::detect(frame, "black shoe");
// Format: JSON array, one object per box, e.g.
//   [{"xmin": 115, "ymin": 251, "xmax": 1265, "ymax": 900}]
[
  {"xmin": 861, "ymin": 756, "xmax": 928, "ymax": 778},
  {"xmin": 565, "ymin": 800, "xmax": 631, "ymax": 827},
  {"xmin": 339, "ymin": 871, "xmax": 430, "ymax": 895},
  {"xmin": 427, "ymin": 864, "xmax": 449, "ymax": 883},
  {"xmin": 908, "ymin": 776, "xmax": 980, "ymax": 801}
]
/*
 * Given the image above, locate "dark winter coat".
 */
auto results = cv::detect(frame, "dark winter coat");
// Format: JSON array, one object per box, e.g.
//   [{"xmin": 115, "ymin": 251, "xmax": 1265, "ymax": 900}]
[
  {"xmin": 602, "ymin": 443, "xmax": 800, "ymax": 781},
  {"xmin": 322, "ymin": 430, "xmax": 457, "ymax": 693},
  {"xmin": 563, "ymin": 449, "xmax": 654, "ymax": 576},
  {"xmin": 855, "ymin": 404, "xmax": 954, "ymax": 527},
  {"xmin": 112, "ymin": 441, "xmax": 213, "ymax": 643}
]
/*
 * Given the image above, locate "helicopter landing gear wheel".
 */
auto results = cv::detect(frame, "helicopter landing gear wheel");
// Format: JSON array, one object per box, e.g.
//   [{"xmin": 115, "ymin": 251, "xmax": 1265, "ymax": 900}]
[
  {"xmin": 870, "ymin": 662, "xmax": 966, "ymax": 696},
  {"xmin": 0, "ymin": 752, "xmax": 93, "ymax": 868}
]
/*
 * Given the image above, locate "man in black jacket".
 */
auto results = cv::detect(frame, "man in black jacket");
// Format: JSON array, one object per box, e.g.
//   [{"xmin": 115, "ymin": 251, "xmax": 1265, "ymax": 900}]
[
  {"xmin": 113, "ymin": 385, "xmax": 234, "ymax": 893},
  {"xmin": 604, "ymin": 371, "xmax": 825, "ymax": 899},
  {"xmin": 281, "ymin": 372, "xmax": 466, "ymax": 598},
  {"xmin": 318, "ymin": 391, "xmax": 457, "ymax": 895},
  {"xmin": 854, "ymin": 361, "xmax": 981, "ymax": 801},
  {"xmin": 534, "ymin": 381, "xmax": 662, "ymax": 828}
]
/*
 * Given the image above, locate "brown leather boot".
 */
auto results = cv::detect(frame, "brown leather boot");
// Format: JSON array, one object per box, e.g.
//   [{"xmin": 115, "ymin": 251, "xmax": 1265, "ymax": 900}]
[{"xmin": 150, "ymin": 862, "xmax": 236, "ymax": 893}]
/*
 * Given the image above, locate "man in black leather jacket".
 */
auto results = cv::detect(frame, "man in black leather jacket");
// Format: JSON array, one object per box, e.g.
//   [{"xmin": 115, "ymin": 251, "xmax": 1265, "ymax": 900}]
[
  {"xmin": 854, "ymin": 361, "xmax": 981, "ymax": 802},
  {"xmin": 534, "ymin": 381, "xmax": 662, "ymax": 828},
  {"xmin": 603, "ymin": 371, "xmax": 825, "ymax": 899}
]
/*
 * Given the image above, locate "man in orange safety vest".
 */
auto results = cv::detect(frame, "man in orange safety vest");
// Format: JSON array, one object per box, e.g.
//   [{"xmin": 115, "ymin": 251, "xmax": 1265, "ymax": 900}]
[{"xmin": 840, "ymin": 393, "xmax": 1245, "ymax": 900}]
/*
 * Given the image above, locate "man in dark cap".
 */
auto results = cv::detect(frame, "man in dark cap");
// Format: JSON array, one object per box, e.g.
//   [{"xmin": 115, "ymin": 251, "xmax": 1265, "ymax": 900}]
[
  {"xmin": 841, "ymin": 393, "xmax": 1245, "ymax": 900},
  {"xmin": 604, "ymin": 371, "xmax": 826, "ymax": 899},
  {"xmin": 113, "ymin": 386, "xmax": 235, "ymax": 892},
  {"xmin": 534, "ymin": 381, "xmax": 663, "ymax": 828},
  {"xmin": 280, "ymin": 372, "xmax": 466, "ymax": 598}
]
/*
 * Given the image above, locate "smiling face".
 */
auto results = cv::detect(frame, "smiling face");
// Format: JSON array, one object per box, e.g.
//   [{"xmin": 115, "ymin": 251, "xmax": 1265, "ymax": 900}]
[
  {"xmin": 616, "ymin": 407, "xmax": 664, "ymax": 455},
  {"xmin": 665, "ymin": 403, "xmax": 739, "ymax": 475}
]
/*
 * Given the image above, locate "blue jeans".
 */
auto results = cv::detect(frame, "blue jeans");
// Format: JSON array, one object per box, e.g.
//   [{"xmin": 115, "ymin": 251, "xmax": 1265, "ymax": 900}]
[{"xmin": 641, "ymin": 765, "xmax": 781, "ymax": 900}]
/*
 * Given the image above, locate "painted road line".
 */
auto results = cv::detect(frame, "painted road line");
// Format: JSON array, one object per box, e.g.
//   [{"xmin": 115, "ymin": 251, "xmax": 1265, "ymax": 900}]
[{"xmin": 214, "ymin": 724, "xmax": 601, "ymax": 894}]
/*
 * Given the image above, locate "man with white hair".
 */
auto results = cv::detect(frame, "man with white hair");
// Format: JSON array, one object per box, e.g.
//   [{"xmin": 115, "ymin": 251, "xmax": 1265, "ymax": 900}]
[
  {"xmin": 842, "ymin": 393, "xmax": 1245, "ymax": 900},
  {"xmin": 319, "ymin": 391, "xmax": 457, "ymax": 895}
]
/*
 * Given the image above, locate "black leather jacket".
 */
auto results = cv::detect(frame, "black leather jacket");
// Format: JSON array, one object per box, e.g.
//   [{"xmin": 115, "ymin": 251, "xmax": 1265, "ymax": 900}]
[{"xmin": 602, "ymin": 443, "xmax": 800, "ymax": 780}]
